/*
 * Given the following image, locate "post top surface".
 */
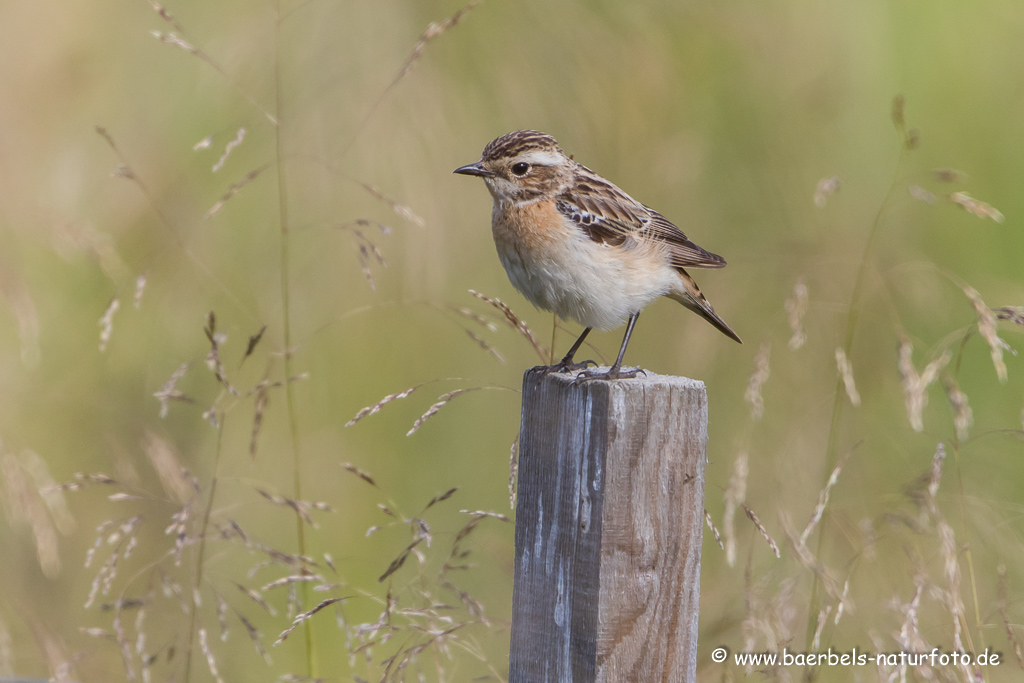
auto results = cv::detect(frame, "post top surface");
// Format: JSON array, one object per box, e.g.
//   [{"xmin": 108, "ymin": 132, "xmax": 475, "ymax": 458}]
[{"xmin": 527, "ymin": 367, "xmax": 706, "ymax": 392}]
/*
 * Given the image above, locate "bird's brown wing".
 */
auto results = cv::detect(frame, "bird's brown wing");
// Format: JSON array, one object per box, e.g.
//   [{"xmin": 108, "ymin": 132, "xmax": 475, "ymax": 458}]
[{"xmin": 556, "ymin": 169, "xmax": 726, "ymax": 269}]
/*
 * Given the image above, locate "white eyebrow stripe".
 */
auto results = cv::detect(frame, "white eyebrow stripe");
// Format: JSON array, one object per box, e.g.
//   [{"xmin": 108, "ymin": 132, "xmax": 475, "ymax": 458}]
[{"xmin": 518, "ymin": 150, "xmax": 564, "ymax": 166}]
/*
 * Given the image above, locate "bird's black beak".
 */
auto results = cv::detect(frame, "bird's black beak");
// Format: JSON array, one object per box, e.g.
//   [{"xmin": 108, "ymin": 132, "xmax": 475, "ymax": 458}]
[{"xmin": 453, "ymin": 162, "xmax": 493, "ymax": 178}]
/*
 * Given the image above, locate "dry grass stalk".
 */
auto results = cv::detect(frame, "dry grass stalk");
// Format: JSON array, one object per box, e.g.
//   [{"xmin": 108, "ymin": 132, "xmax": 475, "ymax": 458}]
[
  {"xmin": 469, "ymin": 289, "xmax": 547, "ymax": 360},
  {"xmin": 143, "ymin": 432, "xmax": 195, "ymax": 504},
  {"xmin": 250, "ymin": 382, "xmax": 269, "ymax": 457},
  {"xmin": 723, "ymin": 452, "xmax": 748, "ymax": 566},
  {"xmin": 937, "ymin": 519, "xmax": 967, "ymax": 657},
  {"xmin": 744, "ymin": 343, "xmax": 770, "ymax": 421},
  {"xmin": 204, "ymin": 312, "xmax": 238, "ymax": 395},
  {"xmin": 356, "ymin": 181, "xmax": 425, "ymax": 228},
  {"xmin": 235, "ymin": 582, "xmax": 276, "ymax": 616},
  {"xmin": 933, "ymin": 168, "xmax": 965, "ymax": 183},
  {"xmin": 465, "ymin": 329, "xmax": 505, "ymax": 363},
  {"xmin": 133, "ymin": 273, "xmax": 147, "ymax": 308},
  {"xmin": 112, "ymin": 607, "xmax": 135, "ymax": 681},
  {"xmin": 32, "ymin": 624, "xmax": 74, "ymax": 683},
  {"xmin": 135, "ymin": 605, "xmax": 150, "ymax": 683},
  {"xmin": 964, "ymin": 285, "xmax": 1011, "ymax": 383},
  {"xmin": 261, "ymin": 575, "xmax": 321, "ymax": 593},
  {"xmin": 813, "ymin": 176, "xmax": 841, "ymax": 207},
  {"xmin": 742, "ymin": 575, "xmax": 798, "ymax": 674},
  {"xmin": 150, "ymin": 30, "xmax": 197, "ymax": 55},
  {"xmin": 215, "ymin": 592, "xmax": 229, "ymax": 641},
  {"xmin": 950, "ymin": 191, "xmax": 1005, "ymax": 223},
  {"xmin": 905, "ymin": 127, "xmax": 921, "ymax": 149},
  {"xmin": 784, "ymin": 278, "xmax": 808, "ymax": 350},
  {"xmin": 458, "ymin": 509, "xmax": 510, "ymax": 522},
  {"xmin": 704, "ymin": 509, "xmax": 724, "ymax": 550},
  {"xmin": 799, "ymin": 449, "xmax": 852, "ymax": 546},
  {"xmin": 893, "ymin": 575, "xmax": 934, "ymax": 682},
  {"xmin": 212, "ymin": 127, "xmax": 245, "ymax": 172},
  {"xmin": 354, "ymin": 237, "xmax": 383, "ymax": 291},
  {"xmin": 255, "ymin": 488, "xmax": 333, "ymax": 528},
  {"xmin": 147, "ymin": 2, "xmax": 276, "ymax": 124},
  {"xmin": 898, "ymin": 338, "xmax": 952, "ymax": 432},
  {"xmin": 421, "ymin": 488, "xmax": 457, "ymax": 513},
  {"xmin": 1, "ymin": 451, "xmax": 61, "ymax": 577},
  {"xmin": 109, "ymin": 492, "xmax": 143, "ymax": 502},
  {"xmin": 86, "ymin": 551, "xmax": 118, "ymax": 609},
  {"xmin": 780, "ymin": 513, "xmax": 850, "ymax": 613},
  {"xmin": 165, "ymin": 506, "xmax": 190, "ymax": 566},
  {"xmin": 995, "ymin": 305, "xmax": 1024, "ymax": 327},
  {"xmin": 341, "ymin": 462, "xmax": 378, "ymax": 488},
  {"xmin": 7, "ymin": 283, "xmax": 40, "ymax": 368},
  {"xmin": 743, "ymin": 505, "xmax": 780, "ymax": 559},
  {"xmin": 834, "ymin": 347, "xmax": 861, "ymax": 406},
  {"xmin": 451, "ymin": 306, "xmax": 499, "ymax": 331},
  {"xmin": 237, "ymin": 612, "xmax": 272, "ymax": 664},
  {"xmin": 241, "ymin": 324, "xmax": 267, "ymax": 367},
  {"xmin": 407, "ymin": 388, "xmax": 481, "ymax": 436},
  {"xmin": 392, "ymin": 0, "xmax": 483, "ymax": 90},
  {"xmin": 834, "ymin": 579, "xmax": 850, "ymax": 625},
  {"xmin": 909, "ymin": 185, "xmax": 937, "ymax": 204},
  {"xmin": 858, "ymin": 517, "xmax": 876, "ymax": 562},
  {"xmin": 99, "ymin": 297, "xmax": 120, "ymax": 352},
  {"xmin": 508, "ymin": 437, "xmax": 519, "ymax": 510},
  {"xmin": 997, "ymin": 565, "xmax": 1024, "ymax": 669},
  {"xmin": 159, "ymin": 570, "xmax": 188, "ymax": 613},
  {"xmin": 346, "ymin": 385, "xmax": 419, "ymax": 426},
  {"xmin": 204, "ymin": 164, "xmax": 270, "ymax": 220},
  {"xmin": 18, "ymin": 450, "xmax": 74, "ymax": 535},
  {"xmin": 198, "ymin": 628, "xmax": 225, "ymax": 683},
  {"xmin": 81, "ymin": 627, "xmax": 114, "ymax": 639},
  {"xmin": 275, "ymin": 598, "xmax": 346, "ymax": 645},
  {"xmin": 892, "ymin": 94, "xmax": 906, "ymax": 128},
  {"xmin": 154, "ymin": 362, "xmax": 191, "ymax": 418},
  {"xmin": 811, "ymin": 605, "xmax": 832, "ymax": 650},
  {"xmin": 942, "ymin": 375, "xmax": 973, "ymax": 442}
]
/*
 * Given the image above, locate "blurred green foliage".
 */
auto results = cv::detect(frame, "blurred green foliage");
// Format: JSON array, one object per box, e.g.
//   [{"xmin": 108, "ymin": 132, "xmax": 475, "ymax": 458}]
[{"xmin": 0, "ymin": 0, "xmax": 1022, "ymax": 680}]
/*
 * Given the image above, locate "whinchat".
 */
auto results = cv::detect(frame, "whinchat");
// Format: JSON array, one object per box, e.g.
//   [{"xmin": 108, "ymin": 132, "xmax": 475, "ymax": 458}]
[{"xmin": 455, "ymin": 130, "xmax": 741, "ymax": 380}]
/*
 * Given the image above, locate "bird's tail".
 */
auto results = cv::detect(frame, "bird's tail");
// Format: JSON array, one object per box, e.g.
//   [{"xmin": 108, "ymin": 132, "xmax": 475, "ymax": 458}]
[{"xmin": 668, "ymin": 270, "xmax": 743, "ymax": 344}]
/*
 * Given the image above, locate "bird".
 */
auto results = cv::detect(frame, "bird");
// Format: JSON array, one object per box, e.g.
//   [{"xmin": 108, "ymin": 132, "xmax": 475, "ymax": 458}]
[{"xmin": 454, "ymin": 130, "xmax": 741, "ymax": 380}]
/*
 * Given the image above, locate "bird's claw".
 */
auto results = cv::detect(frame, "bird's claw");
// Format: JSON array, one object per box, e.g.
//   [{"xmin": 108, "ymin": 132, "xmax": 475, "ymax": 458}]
[
  {"xmin": 573, "ymin": 366, "xmax": 645, "ymax": 383},
  {"xmin": 533, "ymin": 358, "xmax": 597, "ymax": 376}
]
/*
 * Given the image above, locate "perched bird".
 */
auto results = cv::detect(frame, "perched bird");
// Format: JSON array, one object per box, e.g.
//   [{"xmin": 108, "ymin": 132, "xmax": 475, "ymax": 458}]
[{"xmin": 455, "ymin": 130, "xmax": 741, "ymax": 380}]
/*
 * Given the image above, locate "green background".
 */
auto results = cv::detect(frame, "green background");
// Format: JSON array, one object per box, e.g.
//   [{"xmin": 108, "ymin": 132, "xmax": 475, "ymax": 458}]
[{"xmin": 0, "ymin": 0, "xmax": 1022, "ymax": 680}]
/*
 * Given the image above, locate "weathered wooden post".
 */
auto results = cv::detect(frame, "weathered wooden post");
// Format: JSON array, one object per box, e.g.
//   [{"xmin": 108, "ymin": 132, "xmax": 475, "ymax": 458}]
[{"xmin": 509, "ymin": 368, "xmax": 708, "ymax": 683}]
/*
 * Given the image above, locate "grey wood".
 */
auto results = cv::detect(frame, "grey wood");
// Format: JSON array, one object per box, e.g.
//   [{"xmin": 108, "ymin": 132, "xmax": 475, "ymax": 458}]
[{"xmin": 509, "ymin": 367, "xmax": 708, "ymax": 683}]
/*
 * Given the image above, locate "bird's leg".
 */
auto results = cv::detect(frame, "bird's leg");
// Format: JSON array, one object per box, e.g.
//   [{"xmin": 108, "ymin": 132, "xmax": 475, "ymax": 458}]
[
  {"xmin": 538, "ymin": 327, "xmax": 595, "ymax": 374},
  {"xmin": 576, "ymin": 313, "xmax": 643, "ymax": 382}
]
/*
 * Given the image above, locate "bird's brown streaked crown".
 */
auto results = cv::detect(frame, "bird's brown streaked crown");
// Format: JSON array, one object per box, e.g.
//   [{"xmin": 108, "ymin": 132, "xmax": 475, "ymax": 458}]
[{"xmin": 481, "ymin": 130, "xmax": 563, "ymax": 162}]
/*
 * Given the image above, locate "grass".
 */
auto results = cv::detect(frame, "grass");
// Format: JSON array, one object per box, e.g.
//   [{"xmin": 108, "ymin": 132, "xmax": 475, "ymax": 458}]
[{"xmin": 1, "ymin": 0, "xmax": 1023, "ymax": 682}]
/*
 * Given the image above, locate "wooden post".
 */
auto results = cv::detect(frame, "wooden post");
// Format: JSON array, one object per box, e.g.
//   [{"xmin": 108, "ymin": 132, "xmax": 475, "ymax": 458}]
[{"xmin": 509, "ymin": 368, "xmax": 708, "ymax": 683}]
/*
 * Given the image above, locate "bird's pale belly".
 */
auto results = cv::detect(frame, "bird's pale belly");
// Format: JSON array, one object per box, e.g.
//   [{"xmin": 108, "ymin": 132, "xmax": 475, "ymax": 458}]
[{"xmin": 492, "ymin": 212, "xmax": 678, "ymax": 331}]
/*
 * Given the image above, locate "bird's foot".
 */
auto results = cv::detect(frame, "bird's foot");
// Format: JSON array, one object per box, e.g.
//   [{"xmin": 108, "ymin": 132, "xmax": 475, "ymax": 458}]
[
  {"xmin": 573, "ymin": 365, "xmax": 646, "ymax": 383},
  {"xmin": 532, "ymin": 358, "xmax": 596, "ymax": 376}
]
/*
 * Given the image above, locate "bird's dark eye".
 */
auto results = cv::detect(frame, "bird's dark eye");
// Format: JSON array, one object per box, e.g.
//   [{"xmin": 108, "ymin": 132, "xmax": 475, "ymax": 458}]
[{"xmin": 511, "ymin": 162, "xmax": 530, "ymax": 176}]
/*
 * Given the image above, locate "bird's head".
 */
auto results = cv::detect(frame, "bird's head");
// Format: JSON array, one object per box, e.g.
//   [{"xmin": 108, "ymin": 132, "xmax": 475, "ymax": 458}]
[{"xmin": 454, "ymin": 130, "xmax": 573, "ymax": 204}]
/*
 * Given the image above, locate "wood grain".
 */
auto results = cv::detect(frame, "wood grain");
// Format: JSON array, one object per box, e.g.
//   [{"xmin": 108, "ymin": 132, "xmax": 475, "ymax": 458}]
[{"xmin": 509, "ymin": 368, "xmax": 708, "ymax": 682}]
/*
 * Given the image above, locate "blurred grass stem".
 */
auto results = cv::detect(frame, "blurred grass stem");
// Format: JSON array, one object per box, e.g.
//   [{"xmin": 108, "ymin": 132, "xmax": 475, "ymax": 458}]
[
  {"xmin": 184, "ymin": 417, "xmax": 225, "ymax": 683},
  {"xmin": 274, "ymin": 7, "xmax": 316, "ymax": 677},
  {"xmin": 953, "ymin": 338, "xmax": 989, "ymax": 677},
  {"xmin": 804, "ymin": 142, "xmax": 906, "ymax": 655}
]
